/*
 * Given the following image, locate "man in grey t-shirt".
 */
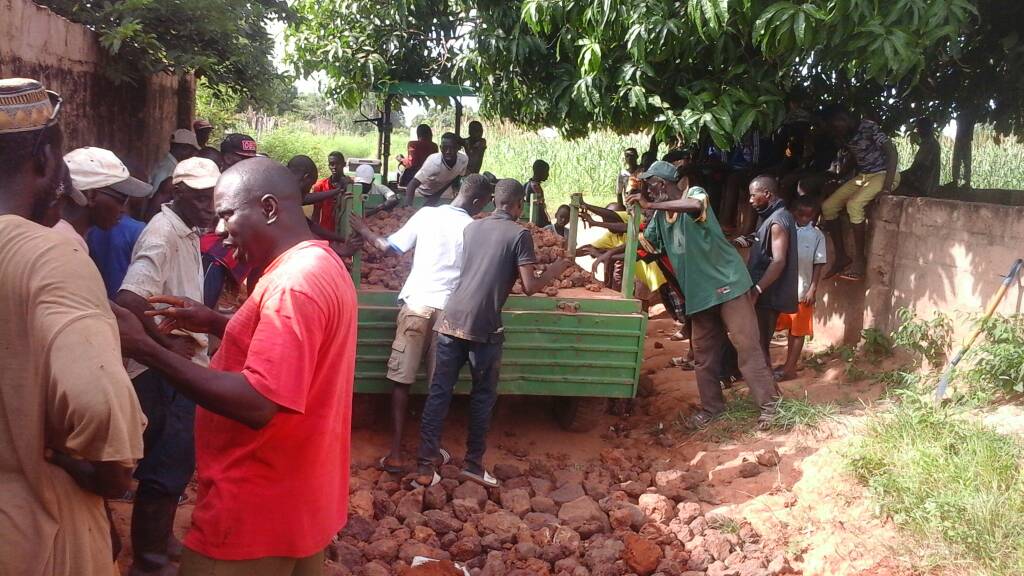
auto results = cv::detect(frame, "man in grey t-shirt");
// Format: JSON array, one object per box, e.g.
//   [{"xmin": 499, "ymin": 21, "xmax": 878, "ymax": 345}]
[{"xmin": 415, "ymin": 179, "xmax": 568, "ymax": 489}]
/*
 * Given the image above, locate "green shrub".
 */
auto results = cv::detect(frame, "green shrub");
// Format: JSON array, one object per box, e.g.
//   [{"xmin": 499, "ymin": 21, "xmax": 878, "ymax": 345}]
[
  {"xmin": 892, "ymin": 307, "xmax": 953, "ymax": 366},
  {"xmin": 962, "ymin": 315, "xmax": 1024, "ymax": 394},
  {"xmin": 257, "ymin": 125, "xmax": 376, "ymax": 176}
]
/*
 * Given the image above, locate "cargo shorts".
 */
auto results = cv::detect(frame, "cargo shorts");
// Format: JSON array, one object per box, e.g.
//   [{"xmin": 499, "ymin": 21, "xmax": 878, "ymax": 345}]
[{"xmin": 387, "ymin": 303, "xmax": 442, "ymax": 385}]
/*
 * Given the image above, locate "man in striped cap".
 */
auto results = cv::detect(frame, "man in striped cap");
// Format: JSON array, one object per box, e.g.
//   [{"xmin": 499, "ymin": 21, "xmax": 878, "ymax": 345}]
[{"xmin": 0, "ymin": 77, "xmax": 146, "ymax": 576}]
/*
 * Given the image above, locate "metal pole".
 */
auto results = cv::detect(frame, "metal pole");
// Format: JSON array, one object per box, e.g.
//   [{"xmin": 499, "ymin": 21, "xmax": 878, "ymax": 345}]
[
  {"xmin": 455, "ymin": 99, "xmax": 463, "ymax": 137},
  {"xmin": 567, "ymin": 193, "xmax": 582, "ymax": 258},
  {"xmin": 621, "ymin": 203, "xmax": 640, "ymax": 299},
  {"xmin": 382, "ymin": 95, "xmax": 393, "ymax": 184}
]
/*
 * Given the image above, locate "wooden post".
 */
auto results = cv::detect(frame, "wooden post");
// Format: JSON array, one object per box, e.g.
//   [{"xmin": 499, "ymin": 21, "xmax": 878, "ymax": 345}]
[
  {"xmin": 381, "ymin": 95, "xmax": 393, "ymax": 184},
  {"xmin": 348, "ymin": 181, "xmax": 363, "ymax": 287},
  {"xmin": 622, "ymin": 203, "xmax": 640, "ymax": 299},
  {"xmin": 567, "ymin": 193, "xmax": 582, "ymax": 258}
]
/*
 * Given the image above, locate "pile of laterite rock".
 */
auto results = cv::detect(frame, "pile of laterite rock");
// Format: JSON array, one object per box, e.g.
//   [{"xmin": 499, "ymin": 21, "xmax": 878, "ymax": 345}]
[
  {"xmin": 358, "ymin": 209, "xmax": 602, "ymax": 295},
  {"xmin": 326, "ymin": 449, "xmax": 799, "ymax": 576}
]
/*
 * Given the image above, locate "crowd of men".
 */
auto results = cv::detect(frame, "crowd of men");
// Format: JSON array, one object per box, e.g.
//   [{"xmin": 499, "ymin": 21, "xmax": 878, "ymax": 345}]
[
  {"xmin": 0, "ymin": 76, "xmax": 571, "ymax": 576},
  {"xmin": 0, "ymin": 73, "xmax": 941, "ymax": 576}
]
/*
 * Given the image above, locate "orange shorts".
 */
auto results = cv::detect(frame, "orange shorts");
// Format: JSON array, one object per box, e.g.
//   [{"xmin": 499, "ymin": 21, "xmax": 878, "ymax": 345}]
[{"xmin": 776, "ymin": 302, "xmax": 814, "ymax": 338}]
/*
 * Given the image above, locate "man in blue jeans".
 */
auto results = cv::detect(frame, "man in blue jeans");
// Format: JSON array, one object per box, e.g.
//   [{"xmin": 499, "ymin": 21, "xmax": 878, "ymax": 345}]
[{"xmin": 415, "ymin": 179, "xmax": 569, "ymax": 488}]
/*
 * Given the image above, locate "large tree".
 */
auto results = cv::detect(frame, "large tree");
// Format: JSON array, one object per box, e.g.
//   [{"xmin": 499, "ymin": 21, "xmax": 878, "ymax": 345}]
[
  {"xmin": 35, "ymin": 0, "xmax": 294, "ymax": 106},
  {"xmin": 287, "ymin": 0, "xmax": 1010, "ymax": 154}
]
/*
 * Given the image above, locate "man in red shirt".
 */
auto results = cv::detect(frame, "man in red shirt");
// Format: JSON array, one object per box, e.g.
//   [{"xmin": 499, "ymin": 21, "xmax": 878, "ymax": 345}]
[
  {"xmin": 115, "ymin": 157, "xmax": 357, "ymax": 575},
  {"xmin": 397, "ymin": 123, "xmax": 439, "ymax": 186},
  {"xmin": 310, "ymin": 151, "xmax": 351, "ymax": 232}
]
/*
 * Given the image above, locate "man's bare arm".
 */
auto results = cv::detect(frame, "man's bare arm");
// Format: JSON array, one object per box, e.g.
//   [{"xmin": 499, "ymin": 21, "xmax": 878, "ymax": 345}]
[
  {"xmin": 519, "ymin": 260, "xmax": 571, "ymax": 295},
  {"xmin": 115, "ymin": 290, "xmax": 195, "ymax": 357},
  {"xmin": 46, "ymin": 452, "xmax": 134, "ymax": 499},
  {"xmin": 755, "ymin": 223, "xmax": 790, "ymax": 294}
]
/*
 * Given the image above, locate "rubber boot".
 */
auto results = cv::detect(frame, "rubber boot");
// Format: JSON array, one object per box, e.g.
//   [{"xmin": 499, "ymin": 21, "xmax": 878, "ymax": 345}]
[{"xmin": 128, "ymin": 492, "xmax": 179, "ymax": 576}]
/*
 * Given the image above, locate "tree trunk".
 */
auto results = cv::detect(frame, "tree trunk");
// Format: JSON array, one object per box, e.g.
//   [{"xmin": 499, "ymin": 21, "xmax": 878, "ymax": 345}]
[
  {"xmin": 952, "ymin": 112, "xmax": 975, "ymax": 188},
  {"xmin": 176, "ymin": 73, "xmax": 196, "ymax": 129}
]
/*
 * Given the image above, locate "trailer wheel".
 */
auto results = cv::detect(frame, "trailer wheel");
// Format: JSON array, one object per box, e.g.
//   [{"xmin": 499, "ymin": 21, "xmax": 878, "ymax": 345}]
[
  {"xmin": 352, "ymin": 393, "xmax": 384, "ymax": 430},
  {"xmin": 555, "ymin": 397, "xmax": 608, "ymax": 432}
]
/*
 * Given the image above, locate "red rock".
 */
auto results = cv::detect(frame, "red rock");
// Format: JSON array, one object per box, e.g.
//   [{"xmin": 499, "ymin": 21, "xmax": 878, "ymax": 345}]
[
  {"xmin": 599, "ymin": 448, "xmax": 632, "ymax": 471},
  {"xmin": 622, "ymin": 533, "xmax": 663, "ymax": 576},
  {"xmin": 449, "ymin": 536, "xmax": 482, "ymax": 562},
  {"xmin": 338, "ymin": 515, "xmax": 376, "ymax": 542},
  {"xmin": 675, "ymin": 501, "xmax": 702, "ymax": 525},
  {"xmin": 638, "ymin": 493, "xmax": 675, "ymax": 525},
  {"xmin": 398, "ymin": 540, "xmax": 450, "ymax": 564},
  {"xmin": 528, "ymin": 476, "xmax": 553, "ymax": 497},
  {"xmin": 609, "ymin": 504, "xmax": 646, "ymax": 531},
  {"xmin": 328, "ymin": 540, "xmax": 362, "ymax": 569},
  {"xmin": 549, "ymin": 482, "xmax": 586, "ymax": 505},
  {"xmin": 451, "ymin": 498, "xmax": 481, "ymax": 522},
  {"xmin": 424, "ymin": 484, "xmax": 448, "ymax": 511},
  {"xmin": 412, "ymin": 525, "xmax": 438, "ymax": 544},
  {"xmin": 530, "ymin": 496, "xmax": 557, "ymax": 515},
  {"xmin": 493, "ymin": 461, "xmax": 528, "ymax": 481},
  {"xmin": 364, "ymin": 538, "xmax": 400, "ymax": 562},
  {"xmin": 478, "ymin": 510, "xmax": 525, "ymax": 544},
  {"xmin": 453, "ymin": 481, "xmax": 489, "ymax": 506},
  {"xmin": 500, "ymin": 488, "xmax": 532, "ymax": 517},
  {"xmin": 424, "ymin": 509, "xmax": 463, "ymax": 534},
  {"xmin": 754, "ymin": 448, "xmax": 781, "ymax": 467},
  {"xmin": 349, "ymin": 490, "xmax": 374, "ymax": 518},
  {"xmin": 703, "ymin": 530, "xmax": 734, "ymax": 561},
  {"xmin": 558, "ymin": 496, "xmax": 611, "ymax": 533},
  {"xmin": 363, "ymin": 561, "xmax": 391, "ymax": 576}
]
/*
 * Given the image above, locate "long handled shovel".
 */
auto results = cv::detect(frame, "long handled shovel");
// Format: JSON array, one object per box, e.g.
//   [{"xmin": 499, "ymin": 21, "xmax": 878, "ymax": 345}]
[{"xmin": 934, "ymin": 258, "xmax": 1024, "ymax": 402}]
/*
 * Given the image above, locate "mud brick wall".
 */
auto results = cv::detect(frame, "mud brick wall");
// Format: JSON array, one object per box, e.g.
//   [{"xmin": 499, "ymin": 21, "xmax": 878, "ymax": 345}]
[
  {"xmin": 0, "ymin": 0, "xmax": 194, "ymax": 179},
  {"xmin": 815, "ymin": 195, "xmax": 1024, "ymax": 345}
]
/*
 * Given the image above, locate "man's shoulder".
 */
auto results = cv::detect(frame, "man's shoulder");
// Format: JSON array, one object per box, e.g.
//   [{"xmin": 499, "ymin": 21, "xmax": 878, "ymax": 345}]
[{"xmin": 1, "ymin": 216, "xmax": 109, "ymax": 301}]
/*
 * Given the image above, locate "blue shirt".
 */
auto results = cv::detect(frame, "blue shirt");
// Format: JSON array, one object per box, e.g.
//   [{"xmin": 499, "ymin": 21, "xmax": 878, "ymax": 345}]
[{"xmin": 86, "ymin": 215, "xmax": 146, "ymax": 298}]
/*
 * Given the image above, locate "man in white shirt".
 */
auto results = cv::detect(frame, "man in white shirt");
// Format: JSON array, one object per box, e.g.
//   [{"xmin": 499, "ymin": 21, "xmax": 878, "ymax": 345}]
[
  {"xmin": 149, "ymin": 128, "xmax": 200, "ymax": 190},
  {"xmin": 350, "ymin": 174, "xmax": 492, "ymax": 473},
  {"xmin": 405, "ymin": 132, "xmax": 468, "ymax": 207},
  {"xmin": 114, "ymin": 157, "xmax": 219, "ymax": 576}
]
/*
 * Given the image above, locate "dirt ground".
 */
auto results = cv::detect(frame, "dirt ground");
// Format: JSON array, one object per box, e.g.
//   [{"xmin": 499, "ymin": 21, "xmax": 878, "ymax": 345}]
[{"xmin": 110, "ymin": 308, "xmax": 923, "ymax": 575}]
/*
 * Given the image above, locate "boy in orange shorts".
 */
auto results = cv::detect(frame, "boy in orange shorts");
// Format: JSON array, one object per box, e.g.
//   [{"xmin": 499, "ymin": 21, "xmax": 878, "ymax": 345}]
[{"xmin": 776, "ymin": 195, "xmax": 828, "ymax": 380}]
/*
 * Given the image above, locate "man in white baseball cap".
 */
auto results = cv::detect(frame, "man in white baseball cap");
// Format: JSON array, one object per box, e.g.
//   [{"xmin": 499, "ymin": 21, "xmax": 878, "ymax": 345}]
[
  {"xmin": 54, "ymin": 147, "xmax": 152, "ymax": 252},
  {"xmin": 149, "ymin": 128, "xmax": 200, "ymax": 190},
  {"xmin": 114, "ymin": 156, "xmax": 219, "ymax": 576},
  {"xmin": 356, "ymin": 163, "xmax": 400, "ymax": 217}
]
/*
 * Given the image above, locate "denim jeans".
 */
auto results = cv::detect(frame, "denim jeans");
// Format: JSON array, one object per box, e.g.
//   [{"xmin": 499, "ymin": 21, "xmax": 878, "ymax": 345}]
[
  {"xmin": 417, "ymin": 333, "xmax": 502, "ymax": 474},
  {"xmin": 132, "ymin": 368, "xmax": 196, "ymax": 498}
]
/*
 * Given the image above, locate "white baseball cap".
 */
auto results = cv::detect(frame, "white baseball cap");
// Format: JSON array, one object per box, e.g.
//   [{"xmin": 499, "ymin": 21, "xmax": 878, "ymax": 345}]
[
  {"xmin": 171, "ymin": 128, "xmax": 200, "ymax": 150},
  {"xmin": 172, "ymin": 157, "xmax": 220, "ymax": 189},
  {"xmin": 64, "ymin": 147, "xmax": 152, "ymax": 198},
  {"xmin": 354, "ymin": 164, "xmax": 375, "ymax": 185}
]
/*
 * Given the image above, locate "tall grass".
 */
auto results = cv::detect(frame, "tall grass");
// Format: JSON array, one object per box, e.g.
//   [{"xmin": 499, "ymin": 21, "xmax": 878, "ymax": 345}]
[
  {"xmin": 847, "ymin": 400, "xmax": 1024, "ymax": 575},
  {"xmin": 253, "ymin": 121, "xmax": 1024, "ymax": 206},
  {"xmin": 894, "ymin": 128, "xmax": 1024, "ymax": 190}
]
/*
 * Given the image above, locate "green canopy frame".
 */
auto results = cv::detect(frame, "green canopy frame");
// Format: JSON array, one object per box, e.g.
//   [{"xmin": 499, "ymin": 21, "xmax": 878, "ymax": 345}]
[{"xmin": 373, "ymin": 82, "xmax": 477, "ymax": 183}]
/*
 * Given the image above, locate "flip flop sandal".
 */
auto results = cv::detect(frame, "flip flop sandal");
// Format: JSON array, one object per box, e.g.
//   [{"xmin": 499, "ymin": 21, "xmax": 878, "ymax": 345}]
[
  {"xmin": 757, "ymin": 412, "xmax": 776, "ymax": 431},
  {"xmin": 839, "ymin": 269, "xmax": 865, "ymax": 281},
  {"xmin": 459, "ymin": 469, "xmax": 500, "ymax": 488},
  {"xmin": 670, "ymin": 357, "xmax": 695, "ymax": 370},
  {"xmin": 411, "ymin": 471, "xmax": 442, "ymax": 489},
  {"xmin": 437, "ymin": 448, "xmax": 451, "ymax": 466},
  {"xmin": 669, "ymin": 330, "xmax": 687, "ymax": 341},
  {"xmin": 683, "ymin": 410, "xmax": 720, "ymax": 430},
  {"xmin": 377, "ymin": 456, "xmax": 405, "ymax": 475}
]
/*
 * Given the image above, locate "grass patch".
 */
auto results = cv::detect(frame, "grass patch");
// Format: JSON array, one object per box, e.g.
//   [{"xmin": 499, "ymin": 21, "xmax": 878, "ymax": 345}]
[
  {"xmin": 773, "ymin": 397, "xmax": 838, "ymax": 431},
  {"xmin": 847, "ymin": 400, "xmax": 1024, "ymax": 575}
]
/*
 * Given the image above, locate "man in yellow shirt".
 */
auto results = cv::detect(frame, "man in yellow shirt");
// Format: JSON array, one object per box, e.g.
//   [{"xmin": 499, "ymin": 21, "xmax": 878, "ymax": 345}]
[{"xmin": 0, "ymin": 78, "xmax": 145, "ymax": 576}]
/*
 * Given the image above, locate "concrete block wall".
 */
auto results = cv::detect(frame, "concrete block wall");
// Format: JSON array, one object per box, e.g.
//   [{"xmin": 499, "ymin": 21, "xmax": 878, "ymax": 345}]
[
  {"xmin": 814, "ymin": 195, "xmax": 1024, "ymax": 346},
  {"xmin": 0, "ymin": 0, "xmax": 193, "ymax": 179}
]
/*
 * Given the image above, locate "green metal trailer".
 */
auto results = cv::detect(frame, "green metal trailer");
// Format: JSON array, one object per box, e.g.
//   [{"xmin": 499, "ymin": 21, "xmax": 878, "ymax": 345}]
[
  {"xmin": 347, "ymin": 192, "xmax": 649, "ymax": 431},
  {"xmin": 345, "ymin": 87, "xmax": 649, "ymax": 430}
]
